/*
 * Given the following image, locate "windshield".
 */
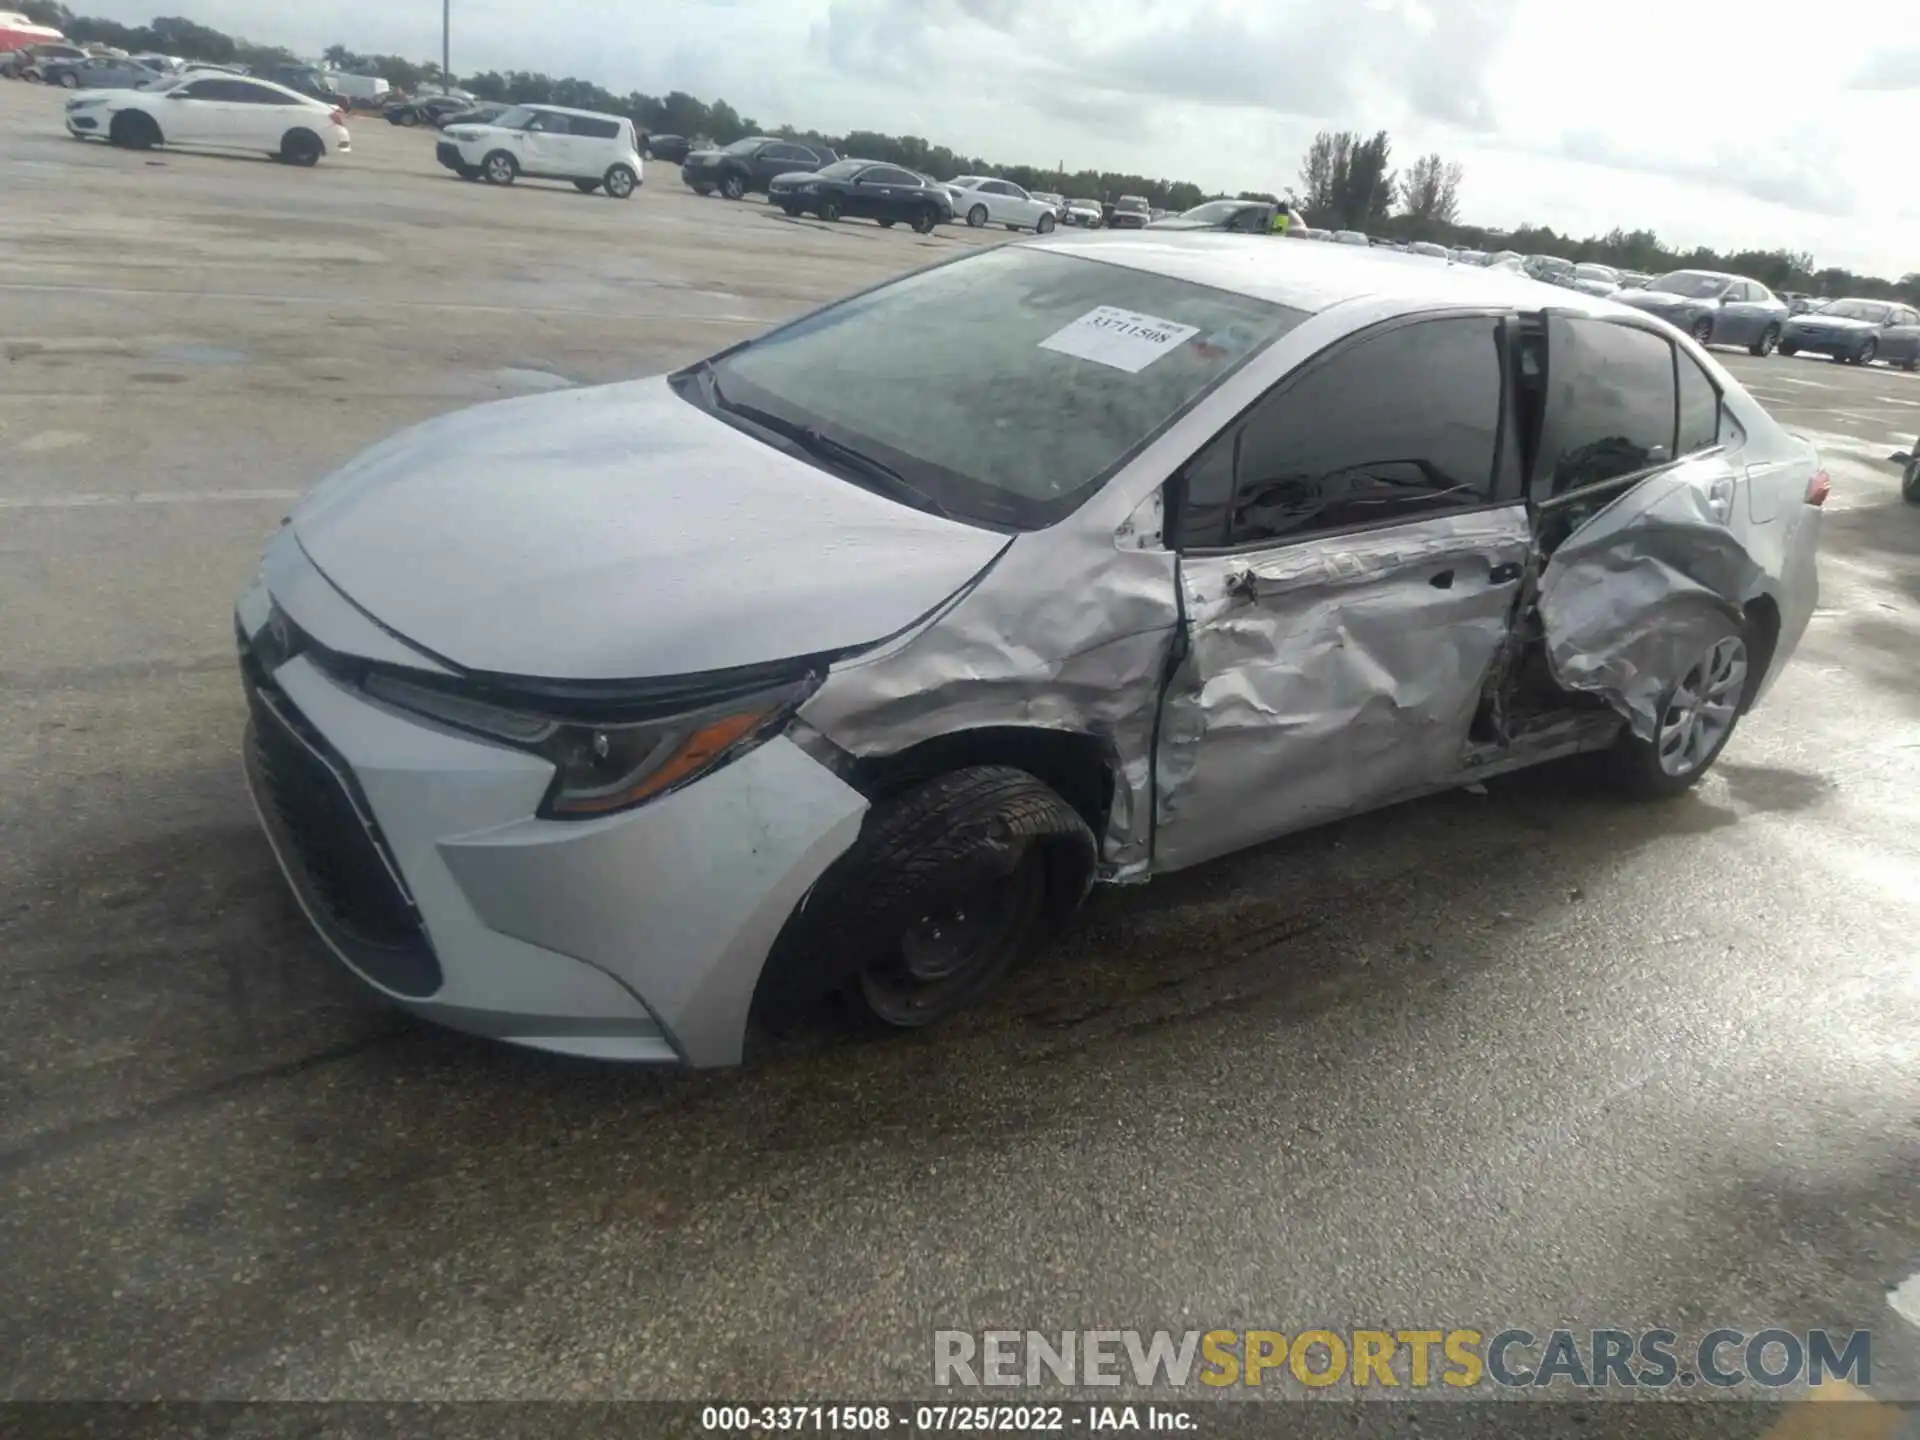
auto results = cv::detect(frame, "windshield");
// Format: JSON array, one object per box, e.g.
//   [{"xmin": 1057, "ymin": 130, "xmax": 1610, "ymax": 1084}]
[
  {"xmin": 721, "ymin": 137, "xmax": 764, "ymax": 154},
  {"xmin": 1648, "ymin": 271, "xmax": 1729, "ymax": 299},
  {"xmin": 1177, "ymin": 201, "xmax": 1249, "ymax": 223},
  {"xmin": 487, "ymin": 106, "xmax": 541, "ymax": 130},
  {"xmin": 1816, "ymin": 300, "xmax": 1891, "ymax": 322},
  {"xmin": 812, "ymin": 159, "xmax": 864, "ymax": 178},
  {"xmin": 1117, "ymin": 197, "xmax": 1148, "ymax": 211},
  {"xmin": 686, "ymin": 247, "xmax": 1305, "ymax": 530},
  {"xmin": 1574, "ymin": 264, "xmax": 1618, "ymax": 281}
]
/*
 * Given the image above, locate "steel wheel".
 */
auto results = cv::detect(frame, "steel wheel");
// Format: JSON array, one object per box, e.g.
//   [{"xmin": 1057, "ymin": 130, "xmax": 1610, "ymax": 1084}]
[
  {"xmin": 856, "ymin": 847, "xmax": 1046, "ymax": 1028},
  {"xmin": 1656, "ymin": 636, "xmax": 1748, "ymax": 778},
  {"xmin": 966, "ymin": 203, "xmax": 987, "ymax": 228}
]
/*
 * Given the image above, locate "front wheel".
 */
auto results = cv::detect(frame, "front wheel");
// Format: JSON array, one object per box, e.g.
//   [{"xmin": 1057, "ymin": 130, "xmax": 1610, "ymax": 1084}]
[
  {"xmin": 483, "ymin": 150, "xmax": 517, "ymax": 185},
  {"xmin": 719, "ymin": 171, "xmax": 745, "ymax": 200},
  {"xmin": 1750, "ymin": 324, "xmax": 1779, "ymax": 357},
  {"xmin": 966, "ymin": 204, "xmax": 987, "ymax": 228},
  {"xmin": 755, "ymin": 766, "xmax": 1095, "ymax": 1035},
  {"xmin": 1607, "ymin": 629, "xmax": 1748, "ymax": 798},
  {"xmin": 603, "ymin": 163, "xmax": 636, "ymax": 199},
  {"xmin": 1690, "ymin": 315, "xmax": 1714, "ymax": 346},
  {"xmin": 912, "ymin": 205, "xmax": 938, "ymax": 234},
  {"xmin": 817, "ymin": 195, "xmax": 841, "ymax": 222},
  {"xmin": 108, "ymin": 110, "xmax": 160, "ymax": 151},
  {"xmin": 1036, "ymin": 212, "xmax": 1055, "ymax": 233},
  {"xmin": 1853, "ymin": 339, "xmax": 1878, "ymax": 366}
]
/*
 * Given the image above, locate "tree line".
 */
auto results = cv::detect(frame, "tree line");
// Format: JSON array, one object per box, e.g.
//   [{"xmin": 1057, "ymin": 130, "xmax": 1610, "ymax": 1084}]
[{"xmin": 19, "ymin": 4, "xmax": 1916, "ymax": 297}]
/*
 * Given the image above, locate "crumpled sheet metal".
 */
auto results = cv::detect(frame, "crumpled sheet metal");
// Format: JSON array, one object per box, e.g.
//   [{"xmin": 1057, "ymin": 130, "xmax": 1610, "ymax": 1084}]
[
  {"xmin": 798, "ymin": 532, "xmax": 1181, "ymax": 881},
  {"xmin": 1537, "ymin": 475, "xmax": 1764, "ymax": 741},
  {"xmin": 1154, "ymin": 508, "xmax": 1531, "ymax": 873}
]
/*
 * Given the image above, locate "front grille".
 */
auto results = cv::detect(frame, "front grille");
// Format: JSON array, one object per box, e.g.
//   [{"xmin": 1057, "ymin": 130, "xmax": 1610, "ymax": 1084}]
[{"xmin": 241, "ymin": 649, "xmax": 443, "ymax": 998}]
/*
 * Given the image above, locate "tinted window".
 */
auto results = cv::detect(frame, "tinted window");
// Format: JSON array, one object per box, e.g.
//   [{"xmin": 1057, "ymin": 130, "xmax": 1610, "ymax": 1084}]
[
  {"xmin": 866, "ymin": 166, "xmax": 917, "ymax": 185},
  {"xmin": 232, "ymin": 81, "xmax": 292, "ymax": 104},
  {"xmin": 175, "ymin": 79, "xmax": 224, "ymax": 99},
  {"xmin": 768, "ymin": 144, "xmax": 813, "ymax": 162},
  {"xmin": 1181, "ymin": 316, "xmax": 1506, "ymax": 549},
  {"xmin": 1676, "ymin": 351, "xmax": 1720, "ymax": 456},
  {"xmin": 1538, "ymin": 318, "xmax": 1677, "ymax": 500},
  {"xmin": 526, "ymin": 112, "xmax": 571, "ymax": 133},
  {"xmin": 571, "ymin": 115, "xmax": 620, "ymax": 139}
]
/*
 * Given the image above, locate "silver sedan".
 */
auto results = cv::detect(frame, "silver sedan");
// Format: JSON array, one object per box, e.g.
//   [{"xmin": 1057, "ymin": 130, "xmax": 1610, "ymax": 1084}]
[{"xmin": 237, "ymin": 236, "xmax": 1824, "ymax": 1066}]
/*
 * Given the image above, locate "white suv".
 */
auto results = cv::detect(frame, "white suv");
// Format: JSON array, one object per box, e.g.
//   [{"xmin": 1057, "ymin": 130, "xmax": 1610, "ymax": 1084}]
[{"xmin": 436, "ymin": 103, "xmax": 644, "ymax": 199}]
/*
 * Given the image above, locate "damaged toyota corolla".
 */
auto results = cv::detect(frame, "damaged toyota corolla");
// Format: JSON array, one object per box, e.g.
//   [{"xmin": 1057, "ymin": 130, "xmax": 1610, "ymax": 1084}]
[{"xmin": 236, "ymin": 234, "xmax": 1824, "ymax": 1065}]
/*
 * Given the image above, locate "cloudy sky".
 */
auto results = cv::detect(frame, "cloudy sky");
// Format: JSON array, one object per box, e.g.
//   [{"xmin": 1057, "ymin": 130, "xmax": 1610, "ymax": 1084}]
[{"xmin": 86, "ymin": 0, "xmax": 1920, "ymax": 278}]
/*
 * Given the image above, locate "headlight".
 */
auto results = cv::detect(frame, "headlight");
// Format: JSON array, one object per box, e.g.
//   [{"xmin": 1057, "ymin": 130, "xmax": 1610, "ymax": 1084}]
[{"xmin": 361, "ymin": 670, "xmax": 816, "ymax": 819}]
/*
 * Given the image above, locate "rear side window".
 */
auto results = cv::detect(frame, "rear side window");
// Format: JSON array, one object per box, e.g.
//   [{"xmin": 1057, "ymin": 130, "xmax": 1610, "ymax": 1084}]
[
  {"xmin": 1537, "ymin": 318, "xmax": 1677, "ymax": 500},
  {"xmin": 1676, "ymin": 351, "xmax": 1720, "ymax": 456},
  {"xmin": 571, "ymin": 116, "xmax": 620, "ymax": 139},
  {"xmin": 527, "ymin": 112, "xmax": 572, "ymax": 133},
  {"xmin": 1181, "ymin": 315, "xmax": 1507, "ymax": 548}
]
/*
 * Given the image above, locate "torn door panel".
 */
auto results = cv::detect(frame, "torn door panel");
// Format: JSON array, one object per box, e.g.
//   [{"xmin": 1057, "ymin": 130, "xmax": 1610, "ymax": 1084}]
[
  {"xmin": 1154, "ymin": 507, "xmax": 1531, "ymax": 873},
  {"xmin": 1537, "ymin": 468, "xmax": 1765, "ymax": 741},
  {"xmin": 797, "ymin": 533, "xmax": 1182, "ymax": 880}
]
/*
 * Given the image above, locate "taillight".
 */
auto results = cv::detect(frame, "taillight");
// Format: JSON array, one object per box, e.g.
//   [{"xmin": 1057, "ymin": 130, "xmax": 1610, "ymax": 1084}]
[{"xmin": 1805, "ymin": 468, "xmax": 1830, "ymax": 506}]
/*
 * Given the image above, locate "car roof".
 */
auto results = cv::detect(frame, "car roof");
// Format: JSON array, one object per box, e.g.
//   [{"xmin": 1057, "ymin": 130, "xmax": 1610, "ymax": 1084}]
[
  {"xmin": 1028, "ymin": 231, "xmax": 1648, "ymax": 319},
  {"xmin": 522, "ymin": 103, "xmax": 631, "ymax": 122}
]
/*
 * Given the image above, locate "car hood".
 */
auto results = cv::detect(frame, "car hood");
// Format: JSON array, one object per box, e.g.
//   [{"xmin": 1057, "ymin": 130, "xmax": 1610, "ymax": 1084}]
[
  {"xmin": 1788, "ymin": 313, "xmax": 1874, "ymax": 331},
  {"xmin": 290, "ymin": 377, "xmax": 1011, "ymax": 682}
]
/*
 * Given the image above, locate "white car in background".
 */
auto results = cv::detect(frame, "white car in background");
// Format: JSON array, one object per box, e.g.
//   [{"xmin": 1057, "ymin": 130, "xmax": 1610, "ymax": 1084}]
[
  {"xmin": 945, "ymin": 175, "xmax": 1058, "ymax": 232},
  {"xmin": 64, "ymin": 71, "xmax": 350, "ymax": 165},
  {"xmin": 436, "ymin": 103, "xmax": 644, "ymax": 198}
]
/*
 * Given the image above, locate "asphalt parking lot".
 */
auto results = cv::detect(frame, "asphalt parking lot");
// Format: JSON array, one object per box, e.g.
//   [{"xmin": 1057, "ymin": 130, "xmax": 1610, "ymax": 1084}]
[{"xmin": 3, "ymin": 82, "xmax": 1918, "ymax": 1432}]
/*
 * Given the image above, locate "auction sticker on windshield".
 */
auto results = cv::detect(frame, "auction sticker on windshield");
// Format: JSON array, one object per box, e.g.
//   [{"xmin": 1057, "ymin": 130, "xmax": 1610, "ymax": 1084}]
[{"xmin": 1040, "ymin": 306, "xmax": 1200, "ymax": 373}]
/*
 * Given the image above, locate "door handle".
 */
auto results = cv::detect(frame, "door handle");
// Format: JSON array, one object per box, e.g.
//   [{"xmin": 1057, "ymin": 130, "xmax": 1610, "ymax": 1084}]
[{"xmin": 1488, "ymin": 562, "xmax": 1523, "ymax": 584}]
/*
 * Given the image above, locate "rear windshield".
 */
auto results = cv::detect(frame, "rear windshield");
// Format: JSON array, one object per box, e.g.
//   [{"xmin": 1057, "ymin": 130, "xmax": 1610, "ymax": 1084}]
[
  {"xmin": 684, "ymin": 246, "xmax": 1306, "ymax": 531},
  {"xmin": 1816, "ymin": 300, "xmax": 1890, "ymax": 322}
]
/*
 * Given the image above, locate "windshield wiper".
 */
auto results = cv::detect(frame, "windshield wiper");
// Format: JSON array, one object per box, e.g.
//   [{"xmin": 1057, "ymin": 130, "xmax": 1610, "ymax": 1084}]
[{"xmin": 702, "ymin": 374, "xmax": 957, "ymax": 522}]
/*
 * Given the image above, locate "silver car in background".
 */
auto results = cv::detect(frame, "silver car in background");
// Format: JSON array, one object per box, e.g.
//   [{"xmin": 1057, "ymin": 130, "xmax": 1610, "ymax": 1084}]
[
  {"xmin": 1778, "ymin": 297, "xmax": 1920, "ymax": 369},
  {"xmin": 237, "ymin": 236, "xmax": 1823, "ymax": 1067},
  {"xmin": 1614, "ymin": 270, "xmax": 1790, "ymax": 355},
  {"xmin": 1571, "ymin": 263, "xmax": 1621, "ymax": 296}
]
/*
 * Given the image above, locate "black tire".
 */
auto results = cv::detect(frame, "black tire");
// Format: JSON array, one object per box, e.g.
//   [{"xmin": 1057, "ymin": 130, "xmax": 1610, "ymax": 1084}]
[
  {"xmin": 573, "ymin": 179, "xmax": 601, "ymax": 194},
  {"xmin": 1854, "ymin": 339, "xmax": 1878, "ymax": 366},
  {"xmin": 482, "ymin": 150, "xmax": 517, "ymax": 185},
  {"xmin": 1036, "ymin": 212, "xmax": 1056, "ymax": 233},
  {"xmin": 1778, "ymin": 342, "xmax": 1798, "ymax": 357},
  {"xmin": 396, "ymin": 109, "xmax": 419, "ymax": 127},
  {"xmin": 1606, "ymin": 623, "xmax": 1749, "ymax": 799},
  {"xmin": 877, "ymin": 216, "xmax": 895, "ymax": 228},
  {"xmin": 966, "ymin": 203, "xmax": 987, "ymax": 228},
  {"xmin": 1749, "ymin": 324, "xmax": 1779, "ymax": 358},
  {"xmin": 817, "ymin": 195, "xmax": 841, "ymax": 222},
  {"xmin": 912, "ymin": 205, "xmax": 938, "ymax": 235},
  {"xmin": 1900, "ymin": 356, "xmax": 1917, "ymax": 372},
  {"xmin": 279, "ymin": 129, "xmax": 322, "ymax": 167},
  {"xmin": 690, "ymin": 183, "xmax": 712, "ymax": 196},
  {"xmin": 603, "ymin": 163, "xmax": 636, "ymax": 199},
  {"xmin": 755, "ymin": 765, "xmax": 1095, "ymax": 1033},
  {"xmin": 109, "ymin": 110, "xmax": 159, "ymax": 151},
  {"xmin": 719, "ymin": 170, "xmax": 745, "ymax": 200},
  {"xmin": 1690, "ymin": 315, "xmax": 1714, "ymax": 346},
  {"xmin": 59, "ymin": 70, "xmax": 79, "ymax": 88}
]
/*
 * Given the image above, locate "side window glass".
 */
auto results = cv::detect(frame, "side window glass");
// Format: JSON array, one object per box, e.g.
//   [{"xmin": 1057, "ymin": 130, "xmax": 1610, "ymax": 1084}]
[
  {"xmin": 1221, "ymin": 316, "xmax": 1505, "ymax": 546},
  {"xmin": 1538, "ymin": 318, "xmax": 1677, "ymax": 500},
  {"xmin": 574, "ymin": 117, "xmax": 618, "ymax": 139},
  {"xmin": 1676, "ymin": 351, "xmax": 1720, "ymax": 456},
  {"xmin": 1175, "ymin": 431, "xmax": 1238, "ymax": 550}
]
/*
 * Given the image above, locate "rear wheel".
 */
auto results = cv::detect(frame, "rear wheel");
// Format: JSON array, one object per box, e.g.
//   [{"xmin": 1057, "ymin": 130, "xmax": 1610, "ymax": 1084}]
[
  {"xmin": 109, "ymin": 110, "xmax": 160, "ymax": 151},
  {"xmin": 1607, "ymin": 629, "xmax": 1749, "ymax": 798},
  {"xmin": 603, "ymin": 163, "xmax": 636, "ymax": 199},
  {"xmin": 483, "ymin": 150, "xmax": 517, "ymax": 185},
  {"xmin": 279, "ymin": 128, "xmax": 322, "ymax": 167},
  {"xmin": 395, "ymin": 109, "xmax": 419, "ymax": 127}
]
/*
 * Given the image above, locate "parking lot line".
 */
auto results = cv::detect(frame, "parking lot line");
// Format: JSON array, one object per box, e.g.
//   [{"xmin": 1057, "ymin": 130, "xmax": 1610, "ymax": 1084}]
[{"xmin": 0, "ymin": 488, "xmax": 301, "ymax": 510}]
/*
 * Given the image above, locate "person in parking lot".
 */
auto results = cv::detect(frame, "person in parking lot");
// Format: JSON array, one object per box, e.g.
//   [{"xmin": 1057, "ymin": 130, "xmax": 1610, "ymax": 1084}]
[{"xmin": 1270, "ymin": 201, "xmax": 1293, "ymax": 236}]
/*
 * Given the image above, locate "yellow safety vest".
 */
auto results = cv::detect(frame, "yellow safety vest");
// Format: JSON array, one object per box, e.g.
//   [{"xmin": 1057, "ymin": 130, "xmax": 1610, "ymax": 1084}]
[{"xmin": 1272, "ymin": 210, "xmax": 1291, "ymax": 236}]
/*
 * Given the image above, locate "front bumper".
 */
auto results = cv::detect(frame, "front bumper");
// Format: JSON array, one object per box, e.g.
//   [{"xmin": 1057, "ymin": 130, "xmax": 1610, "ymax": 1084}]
[
  {"xmin": 1780, "ymin": 329, "xmax": 1860, "ymax": 356},
  {"xmin": 434, "ymin": 140, "xmax": 464, "ymax": 172},
  {"xmin": 235, "ymin": 583, "xmax": 869, "ymax": 1067}
]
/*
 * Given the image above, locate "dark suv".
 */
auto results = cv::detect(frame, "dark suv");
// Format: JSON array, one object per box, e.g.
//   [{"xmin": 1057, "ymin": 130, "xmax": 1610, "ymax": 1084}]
[{"xmin": 681, "ymin": 136, "xmax": 838, "ymax": 199}]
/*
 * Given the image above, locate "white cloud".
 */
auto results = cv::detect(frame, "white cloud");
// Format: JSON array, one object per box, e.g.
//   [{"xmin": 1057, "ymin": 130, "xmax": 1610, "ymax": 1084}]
[{"xmin": 73, "ymin": 0, "xmax": 1920, "ymax": 278}]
